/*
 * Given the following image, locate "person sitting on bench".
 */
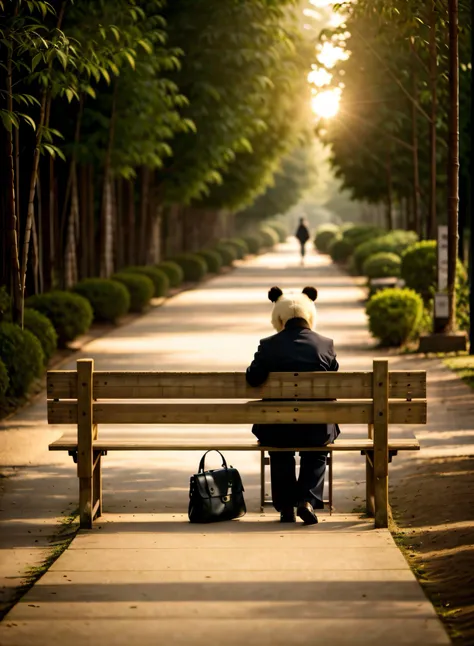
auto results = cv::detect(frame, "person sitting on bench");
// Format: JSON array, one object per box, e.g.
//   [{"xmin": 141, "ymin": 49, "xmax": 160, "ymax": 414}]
[{"xmin": 246, "ymin": 286, "xmax": 340, "ymax": 525}]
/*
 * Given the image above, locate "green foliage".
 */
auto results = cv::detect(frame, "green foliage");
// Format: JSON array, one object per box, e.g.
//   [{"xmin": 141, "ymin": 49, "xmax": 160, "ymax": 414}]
[
  {"xmin": 362, "ymin": 252, "xmax": 402, "ymax": 279},
  {"xmin": 23, "ymin": 309, "xmax": 58, "ymax": 365},
  {"xmin": 111, "ymin": 273, "xmax": 154, "ymax": 313},
  {"xmin": 400, "ymin": 241, "xmax": 437, "ymax": 301},
  {"xmin": 342, "ymin": 225, "xmax": 385, "ymax": 249},
  {"xmin": 266, "ymin": 221, "xmax": 288, "ymax": 243},
  {"xmin": 0, "ymin": 323, "xmax": 44, "ymax": 397},
  {"xmin": 26, "ymin": 291, "xmax": 93, "ymax": 347},
  {"xmin": 314, "ymin": 224, "xmax": 340, "ymax": 254},
  {"xmin": 258, "ymin": 226, "xmax": 279, "ymax": 248},
  {"xmin": 221, "ymin": 238, "xmax": 249, "ymax": 260},
  {"xmin": 171, "ymin": 254, "xmax": 208, "ymax": 282},
  {"xmin": 123, "ymin": 267, "xmax": 169, "ymax": 298},
  {"xmin": 366, "ymin": 288, "xmax": 424, "ymax": 347},
  {"xmin": 72, "ymin": 278, "xmax": 130, "ymax": 323},
  {"xmin": 196, "ymin": 250, "xmax": 222, "ymax": 274},
  {"xmin": 214, "ymin": 244, "xmax": 237, "ymax": 267},
  {"xmin": 0, "ymin": 286, "xmax": 12, "ymax": 322},
  {"xmin": 156, "ymin": 261, "xmax": 184, "ymax": 288},
  {"xmin": 353, "ymin": 230, "xmax": 418, "ymax": 274},
  {"xmin": 0, "ymin": 358, "xmax": 9, "ymax": 397},
  {"xmin": 329, "ymin": 237, "xmax": 353, "ymax": 263},
  {"xmin": 242, "ymin": 235, "xmax": 262, "ymax": 254}
]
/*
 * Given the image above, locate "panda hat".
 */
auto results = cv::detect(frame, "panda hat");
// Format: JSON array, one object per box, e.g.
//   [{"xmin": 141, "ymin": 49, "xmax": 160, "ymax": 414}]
[{"xmin": 268, "ymin": 286, "xmax": 318, "ymax": 332}]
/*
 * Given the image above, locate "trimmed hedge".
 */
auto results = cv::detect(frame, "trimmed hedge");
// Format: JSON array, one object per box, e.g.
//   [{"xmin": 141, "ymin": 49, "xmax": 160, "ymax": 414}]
[
  {"xmin": 156, "ymin": 261, "xmax": 184, "ymax": 288},
  {"xmin": 314, "ymin": 224, "xmax": 340, "ymax": 254},
  {"xmin": 197, "ymin": 250, "xmax": 223, "ymax": 274},
  {"xmin": 353, "ymin": 230, "xmax": 418, "ymax": 274},
  {"xmin": 23, "ymin": 308, "xmax": 58, "ymax": 364},
  {"xmin": 111, "ymin": 273, "xmax": 154, "ymax": 313},
  {"xmin": 242, "ymin": 235, "xmax": 261, "ymax": 254},
  {"xmin": 171, "ymin": 253, "xmax": 208, "ymax": 282},
  {"xmin": 342, "ymin": 225, "xmax": 386, "ymax": 253},
  {"xmin": 73, "ymin": 278, "xmax": 130, "ymax": 323},
  {"xmin": 0, "ymin": 358, "xmax": 8, "ymax": 396},
  {"xmin": 267, "ymin": 221, "xmax": 288, "ymax": 243},
  {"xmin": 215, "ymin": 243, "xmax": 237, "ymax": 266},
  {"xmin": 329, "ymin": 237, "xmax": 353, "ymax": 263},
  {"xmin": 366, "ymin": 288, "xmax": 424, "ymax": 346},
  {"xmin": 26, "ymin": 291, "xmax": 93, "ymax": 347},
  {"xmin": 258, "ymin": 226, "xmax": 279, "ymax": 248},
  {"xmin": 362, "ymin": 252, "xmax": 402, "ymax": 279},
  {"xmin": 123, "ymin": 266, "xmax": 169, "ymax": 298},
  {"xmin": 0, "ymin": 286, "xmax": 11, "ymax": 322},
  {"xmin": 0, "ymin": 322, "xmax": 44, "ymax": 396},
  {"xmin": 221, "ymin": 238, "xmax": 249, "ymax": 260}
]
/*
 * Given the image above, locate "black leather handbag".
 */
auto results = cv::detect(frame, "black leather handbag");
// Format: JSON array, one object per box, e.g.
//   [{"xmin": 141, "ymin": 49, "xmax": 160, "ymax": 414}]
[{"xmin": 188, "ymin": 450, "xmax": 246, "ymax": 523}]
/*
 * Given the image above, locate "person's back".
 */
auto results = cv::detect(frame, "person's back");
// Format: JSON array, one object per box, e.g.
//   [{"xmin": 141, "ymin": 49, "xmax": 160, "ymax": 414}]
[{"xmin": 246, "ymin": 286, "xmax": 340, "ymax": 525}]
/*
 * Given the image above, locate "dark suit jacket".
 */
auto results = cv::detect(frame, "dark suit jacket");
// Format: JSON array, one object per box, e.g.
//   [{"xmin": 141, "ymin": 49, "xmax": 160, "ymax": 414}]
[{"xmin": 246, "ymin": 318, "xmax": 340, "ymax": 447}]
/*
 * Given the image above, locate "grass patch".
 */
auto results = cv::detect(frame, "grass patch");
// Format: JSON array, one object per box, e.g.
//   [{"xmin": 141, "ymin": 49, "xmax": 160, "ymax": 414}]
[
  {"xmin": 443, "ymin": 355, "xmax": 474, "ymax": 390},
  {"xmin": 0, "ymin": 508, "xmax": 79, "ymax": 621}
]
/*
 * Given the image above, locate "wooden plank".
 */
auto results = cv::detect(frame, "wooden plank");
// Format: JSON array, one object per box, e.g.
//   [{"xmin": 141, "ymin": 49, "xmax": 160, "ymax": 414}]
[
  {"xmin": 373, "ymin": 359, "xmax": 389, "ymax": 529},
  {"xmin": 49, "ymin": 437, "xmax": 420, "ymax": 452},
  {"xmin": 77, "ymin": 359, "xmax": 94, "ymax": 529},
  {"xmin": 47, "ymin": 399, "xmax": 426, "ymax": 425},
  {"xmin": 46, "ymin": 369, "xmax": 426, "ymax": 400}
]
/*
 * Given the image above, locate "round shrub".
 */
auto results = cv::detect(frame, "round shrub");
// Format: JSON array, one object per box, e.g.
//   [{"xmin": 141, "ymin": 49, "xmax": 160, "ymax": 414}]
[
  {"xmin": 214, "ymin": 243, "xmax": 237, "ymax": 266},
  {"xmin": 221, "ymin": 238, "xmax": 249, "ymax": 260},
  {"xmin": 171, "ymin": 253, "xmax": 208, "ymax": 282},
  {"xmin": 26, "ymin": 291, "xmax": 93, "ymax": 348},
  {"xmin": 400, "ymin": 241, "xmax": 437, "ymax": 301},
  {"xmin": 123, "ymin": 266, "xmax": 169, "ymax": 298},
  {"xmin": 0, "ymin": 358, "xmax": 9, "ymax": 396},
  {"xmin": 267, "ymin": 221, "xmax": 288, "ymax": 243},
  {"xmin": 111, "ymin": 273, "xmax": 154, "ymax": 313},
  {"xmin": 353, "ymin": 230, "xmax": 418, "ymax": 274},
  {"xmin": 156, "ymin": 261, "xmax": 184, "ymax": 288},
  {"xmin": 258, "ymin": 226, "xmax": 279, "ymax": 248},
  {"xmin": 242, "ymin": 235, "xmax": 261, "ymax": 254},
  {"xmin": 0, "ymin": 286, "xmax": 12, "ymax": 322},
  {"xmin": 23, "ymin": 308, "xmax": 58, "ymax": 364},
  {"xmin": 362, "ymin": 252, "xmax": 402, "ymax": 279},
  {"xmin": 342, "ymin": 225, "xmax": 386, "ymax": 251},
  {"xmin": 366, "ymin": 288, "xmax": 424, "ymax": 346},
  {"xmin": 196, "ymin": 250, "xmax": 223, "ymax": 274},
  {"xmin": 314, "ymin": 224, "xmax": 340, "ymax": 254},
  {"xmin": 329, "ymin": 237, "xmax": 353, "ymax": 263},
  {"xmin": 0, "ymin": 322, "xmax": 44, "ymax": 396},
  {"xmin": 73, "ymin": 278, "xmax": 130, "ymax": 323}
]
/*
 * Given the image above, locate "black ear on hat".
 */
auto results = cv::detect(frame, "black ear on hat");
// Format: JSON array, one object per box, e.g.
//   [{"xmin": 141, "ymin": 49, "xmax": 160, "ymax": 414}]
[
  {"xmin": 268, "ymin": 286, "xmax": 283, "ymax": 303},
  {"xmin": 302, "ymin": 286, "xmax": 318, "ymax": 301}
]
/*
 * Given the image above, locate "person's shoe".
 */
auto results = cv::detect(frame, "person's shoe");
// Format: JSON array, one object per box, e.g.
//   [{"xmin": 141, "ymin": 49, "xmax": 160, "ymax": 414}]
[
  {"xmin": 297, "ymin": 502, "xmax": 318, "ymax": 525},
  {"xmin": 280, "ymin": 507, "xmax": 296, "ymax": 523}
]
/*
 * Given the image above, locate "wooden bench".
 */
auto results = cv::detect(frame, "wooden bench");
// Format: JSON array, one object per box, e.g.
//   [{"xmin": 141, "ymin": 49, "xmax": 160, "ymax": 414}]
[{"xmin": 47, "ymin": 358, "xmax": 425, "ymax": 529}]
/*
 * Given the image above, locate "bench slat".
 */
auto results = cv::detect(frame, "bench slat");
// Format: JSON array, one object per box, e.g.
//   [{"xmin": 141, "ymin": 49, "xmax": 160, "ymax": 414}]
[
  {"xmin": 48, "ymin": 437, "xmax": 420, "ymax": 452},
  {"xmin": 47, "ymin": 370, "xmax": 426, "ymax": 400},
  {"xmin": 48, "ymin": 400, "xmax": 426, "ymax": 425}
]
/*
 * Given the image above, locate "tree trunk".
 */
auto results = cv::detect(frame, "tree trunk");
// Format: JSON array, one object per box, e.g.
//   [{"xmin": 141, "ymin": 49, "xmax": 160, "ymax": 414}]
[
  {"xmin": 100, "ymin": 86, "xmax": 118, "ymax": 277},
  {"xmin": 64, "ymin": 163, "xmax": 79, "ymax": 288},
  {"xmin": 445, "ymin": 0, "xmax": 459, "ymax": 333},
  {"xmin": 138, "ymin": 166, "xmax": 150, "ymax": 265},
  {"xmin": 20, "ymin": 89, "xmax": 47, "ymax": 321},
  {"xmin": 36, "ymin": 173, "xmax": 44, "ymax": 293},
  {"xmin": 6, "ymin": 48, "xmax": 22, "ymax": 324},
  {"xmin": 410, "ymin": 45, "xmax": 421, "ymax": 237},
  {"xmin": 428, "ymin": 0, "xmax": 438, "ymax": 240},
  {"xmin": 386, "ymin": 152, "xmax": 394, "ymax": 231},
  {"xmin": 469, "ymin": 0, "xmax": 474, "ymax": 354}
]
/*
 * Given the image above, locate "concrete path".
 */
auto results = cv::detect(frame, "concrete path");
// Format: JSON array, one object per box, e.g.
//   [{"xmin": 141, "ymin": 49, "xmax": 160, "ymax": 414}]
[{"xmin": 0, "ymin": 240, "xmax": 455, "ymax": 644}]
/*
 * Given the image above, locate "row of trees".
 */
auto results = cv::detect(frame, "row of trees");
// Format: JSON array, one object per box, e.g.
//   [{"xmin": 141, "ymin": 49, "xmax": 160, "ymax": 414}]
[{"xmin": 0, "ymin": 0, "xmax": 318, "ymax": 325}]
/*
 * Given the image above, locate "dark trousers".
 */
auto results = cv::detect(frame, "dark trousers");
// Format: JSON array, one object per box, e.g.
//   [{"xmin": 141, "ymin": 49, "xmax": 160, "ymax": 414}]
[
  {"xmin": 299, "ymin": 241, "xmax": 306, "ymax": 257},
  {"xmin": 269, "ymin": 450, "xmax": 327, "ymax": 511}
]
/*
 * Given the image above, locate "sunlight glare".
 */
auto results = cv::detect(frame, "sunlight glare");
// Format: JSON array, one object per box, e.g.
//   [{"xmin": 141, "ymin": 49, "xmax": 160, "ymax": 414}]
[
  {"xmin": 311, "ymin": 89, "xmax": 340, "ymax": 119},
  {"xmin": 318, "ymin": 42, "xmax": 348, "ymax": 69}
]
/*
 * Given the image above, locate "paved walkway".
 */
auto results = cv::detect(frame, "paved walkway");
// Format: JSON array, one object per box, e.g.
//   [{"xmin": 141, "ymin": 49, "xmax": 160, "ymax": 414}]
[{"xmin": 0, "ymin": 240, "xmax": 463, "ymax": 644}]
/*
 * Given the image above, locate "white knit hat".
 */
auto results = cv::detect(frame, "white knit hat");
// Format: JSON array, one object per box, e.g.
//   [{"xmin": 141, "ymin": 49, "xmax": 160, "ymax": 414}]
[{"xmin": 268, "ymin": 286, "xmax": 318, "ymax": 332}]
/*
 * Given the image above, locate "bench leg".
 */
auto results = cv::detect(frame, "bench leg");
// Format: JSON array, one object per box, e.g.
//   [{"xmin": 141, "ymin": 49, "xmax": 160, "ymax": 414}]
[
  {"xmin": 79, "ymin": 477, "xmax": 93, "ymax": 529},
  {"xmin": 93, "ymin": 451, "xmax": 103, "ymax": 519},
  {"xmin": 260, "ymin": 451, "xmax": 265, "ymax": 512},
  {"xmin": 365, "ymin": 452, "xmax": 375, "ymax": 517},
  {"xmin": 328, "ymin": 454, "xmax": 333, "ymax": 515}
]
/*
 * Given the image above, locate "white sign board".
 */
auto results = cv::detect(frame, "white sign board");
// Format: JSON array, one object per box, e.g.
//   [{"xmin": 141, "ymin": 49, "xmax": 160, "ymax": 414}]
[
  {"xmin": 434, "ymin": 292, "xmax": 449, "ymax": 319},
  {"xmin": 438, "ymin": 225, "xmax": 448, "ymax": 291}
]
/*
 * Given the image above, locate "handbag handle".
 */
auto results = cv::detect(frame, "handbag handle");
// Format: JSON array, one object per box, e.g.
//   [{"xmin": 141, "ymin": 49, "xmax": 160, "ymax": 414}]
[{"xmin": 198, "ymin": 449, "xmax": 228, "ymax": 473}]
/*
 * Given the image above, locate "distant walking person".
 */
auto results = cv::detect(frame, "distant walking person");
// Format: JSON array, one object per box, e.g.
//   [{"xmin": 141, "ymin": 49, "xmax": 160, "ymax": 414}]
[{"xmin": 295, "ymin": 218, "xmax": 310, "ymax": 265}]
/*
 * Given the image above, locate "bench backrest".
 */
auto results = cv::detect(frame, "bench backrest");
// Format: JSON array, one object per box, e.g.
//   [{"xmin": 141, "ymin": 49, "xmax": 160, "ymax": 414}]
[{"xmin": 47, "ymin": 358, "xmax": 426, "ymax": 426}]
